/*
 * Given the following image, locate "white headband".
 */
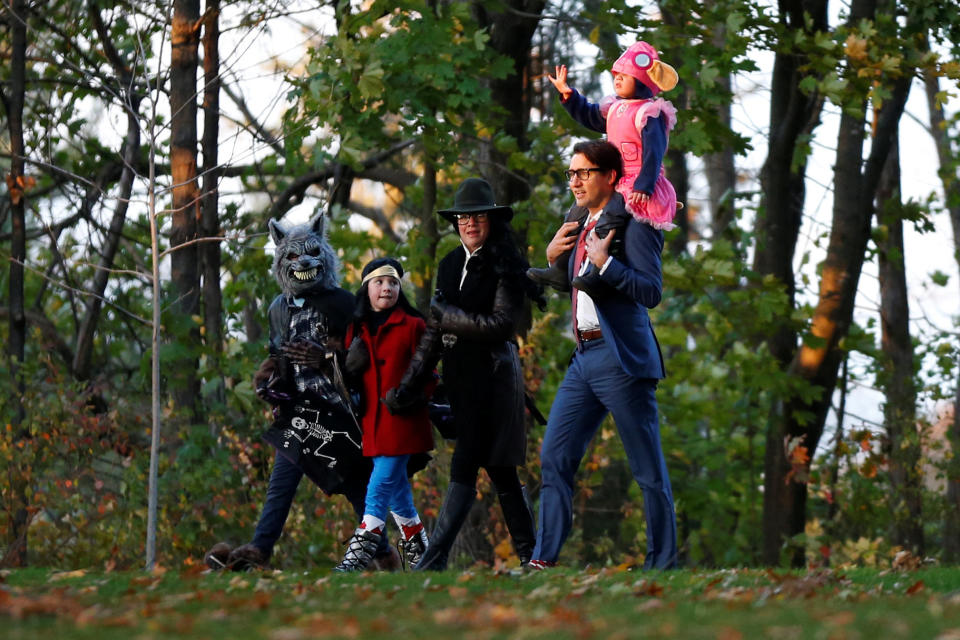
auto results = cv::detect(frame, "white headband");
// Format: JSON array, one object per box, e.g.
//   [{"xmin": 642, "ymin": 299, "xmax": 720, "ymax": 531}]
[{"xmin": 361, "ymin": 265, "xmax": 401, "ymax": 287}]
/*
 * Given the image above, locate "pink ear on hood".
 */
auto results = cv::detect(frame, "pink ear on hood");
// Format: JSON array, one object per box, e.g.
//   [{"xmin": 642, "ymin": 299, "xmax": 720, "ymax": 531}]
[{"xmin": 611, "ymin": 42, "xmax": 678, "ymax": 94}]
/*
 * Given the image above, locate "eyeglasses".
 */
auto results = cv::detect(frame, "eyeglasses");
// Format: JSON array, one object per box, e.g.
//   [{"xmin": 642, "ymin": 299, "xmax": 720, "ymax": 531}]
[
  {"xmin": 564, "ymin": 168, "xmax": 604, "ymax": 182},
  {"xmin": 455, "ymin": 212, "xmax": 489, "ymax": 225}
]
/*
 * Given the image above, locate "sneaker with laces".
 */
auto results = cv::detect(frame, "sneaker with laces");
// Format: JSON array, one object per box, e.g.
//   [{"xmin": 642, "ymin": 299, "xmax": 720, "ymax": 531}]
[
  {"xmin": 526, "ymin": 559, "xmax": 556, "ymax": 571},
  {"xmin": 396, "ymin": 522, "xmax": 429, "ymax": 570},
  {"xmin": 334, "ymin": 528, "xmax": 381, "ymax": 572}
]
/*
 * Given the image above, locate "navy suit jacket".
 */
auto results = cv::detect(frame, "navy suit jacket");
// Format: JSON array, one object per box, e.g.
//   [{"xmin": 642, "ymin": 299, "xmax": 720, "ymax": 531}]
[{"xmin": 565, "ymin": 192, "xmax": 666, "ymax": 380}]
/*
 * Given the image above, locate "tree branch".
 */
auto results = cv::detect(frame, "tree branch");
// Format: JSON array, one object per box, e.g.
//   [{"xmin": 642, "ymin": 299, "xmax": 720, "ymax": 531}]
[{"xmin": 267, "ymin": 139, "xmax": 418, "ymax": 219}]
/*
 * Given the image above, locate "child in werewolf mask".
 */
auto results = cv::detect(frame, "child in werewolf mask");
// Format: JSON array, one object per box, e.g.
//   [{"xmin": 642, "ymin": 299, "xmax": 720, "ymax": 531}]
[{"xmin": 205, "ymin": 213, "xmax": 399, "ymax": 572}]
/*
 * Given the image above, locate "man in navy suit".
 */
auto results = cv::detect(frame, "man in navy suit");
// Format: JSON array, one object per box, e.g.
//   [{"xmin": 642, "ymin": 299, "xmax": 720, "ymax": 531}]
[{"xmin": 529, "ymin": 139, "xmax": 678, "ymax": 570}]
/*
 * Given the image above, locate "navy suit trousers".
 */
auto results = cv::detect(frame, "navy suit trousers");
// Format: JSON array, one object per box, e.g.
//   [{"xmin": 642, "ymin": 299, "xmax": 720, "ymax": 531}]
[{"xmin": 533, "ymin": 338, "xmax": 678, "ymax": 569}]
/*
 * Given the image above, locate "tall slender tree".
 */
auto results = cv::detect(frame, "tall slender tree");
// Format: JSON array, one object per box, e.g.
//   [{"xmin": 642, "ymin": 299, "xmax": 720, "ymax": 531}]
[
  {"xmin": 72, "ymin": 4, "xmax": 144, "ymax": 380},
  {"xmin": 200, "ymin": 0, "xmax": 224, "ymax": 407},
  {"xmin": 169, "ymin": 0, "xmax": 202, "ymax": 419},
  {"xmin": 876, "ymin": 138, "xmax": 922, "ymax": 553},
  {"xmin": 1, "ymin": 0, "xmax": 29, "ymax": 568},
  {"xmin": 924, "ymin": 63, "xmax": 960, "ymax": 562},
  {"xmin": 755, "ymin": 0, "xmax": 828, "ymax": 565}
]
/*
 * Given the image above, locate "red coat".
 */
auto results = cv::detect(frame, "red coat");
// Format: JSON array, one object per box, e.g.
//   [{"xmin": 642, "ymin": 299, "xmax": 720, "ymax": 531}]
[{"xmin": 346, "ymin": 307, "xmax": 434, "ymax": 457}]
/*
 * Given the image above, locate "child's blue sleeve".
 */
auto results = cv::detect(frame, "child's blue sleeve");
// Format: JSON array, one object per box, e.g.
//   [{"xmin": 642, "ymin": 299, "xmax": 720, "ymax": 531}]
[
  {"xmin": 633, "ymin": 114, "xmax": 668, "ymax": 194},
  {"xmin": 561, "ymin": 89, "xmax": 607, "ymax": 133}
]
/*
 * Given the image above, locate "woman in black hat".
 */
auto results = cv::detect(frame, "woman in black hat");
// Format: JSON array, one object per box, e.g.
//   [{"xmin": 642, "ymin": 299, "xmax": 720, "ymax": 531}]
[{"xmin": 386, "ymin": 177, "xmax": 545, "ymax": 570}]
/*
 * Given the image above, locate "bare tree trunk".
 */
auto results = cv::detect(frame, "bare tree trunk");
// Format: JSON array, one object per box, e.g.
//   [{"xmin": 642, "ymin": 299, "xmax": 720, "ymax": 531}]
[
  {"xmin": 876, "ymin": 138, "xmax": 923, "ymax": 553},
  {"xmin": 1, "ymin": 0, "xmax": 29, "ymax": 568},
  {"xmin": 704, "ymin": 43, "xmax": 737, "ymax": 241},
  {"xmin": 657, "ymin": 3, "xmax": 691, "ymax": 258},
  {"xmin": 417, "ymin": 161, "xmax": 439, "ymax": 314},
  {"xmin": 146, "ymin": 126, "xmax": 163, "ymax": 572},
  {"xmin": 757, "ymin": 0, "xmax": 828, "ymax": 565},
  {"xmin": 924, "ymin": 68, "xmax": 960, "ymax": 562},
  {"xmin": 665, "ymin": 108, "xmax": 690, "ymax": 258},
  {"xmin": 827, "ymin": 355, "xmax": 848, "ymax": 529},
  {"xmin": 242, "ymin": 294, "xmax": 262, "ymax": 343},
  {"xmin": 73, "ymin": 5, "xmax": 143, "ymax": 380},
  {"xmin": 169, "ymin": 0, "xmax": 202, "ymax": 420},
  {"xmin": 200, "ymin": 0, "xmax": 224, "ymax": 407},
  {"xmin": 472, "ymin": 0, "xmax": 545, "ymax": 207},
  {"xmin": 768, "ymin": 0, "xmax": 912, "ymax": 566}
]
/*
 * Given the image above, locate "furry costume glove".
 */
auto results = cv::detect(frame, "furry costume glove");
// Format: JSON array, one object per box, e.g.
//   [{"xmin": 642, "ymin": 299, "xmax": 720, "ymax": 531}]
[{"xmin": 281, "ymin": 339, "xmax": 329, "ymax": 370}]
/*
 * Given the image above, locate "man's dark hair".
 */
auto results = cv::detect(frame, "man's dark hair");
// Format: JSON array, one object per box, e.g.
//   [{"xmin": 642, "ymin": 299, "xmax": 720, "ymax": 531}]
[{"xmin": 572, "ymin": 139, "xmax": 623, "ymax": 182}]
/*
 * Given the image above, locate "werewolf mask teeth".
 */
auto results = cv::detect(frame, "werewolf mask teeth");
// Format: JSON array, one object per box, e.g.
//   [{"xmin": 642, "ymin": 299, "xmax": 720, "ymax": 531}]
[{"xmin": 293, "ymin": 268, "xmax": 318, "ymax": 281}]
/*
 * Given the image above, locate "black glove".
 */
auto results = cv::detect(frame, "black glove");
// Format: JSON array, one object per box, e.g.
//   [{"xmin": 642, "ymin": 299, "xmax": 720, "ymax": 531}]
[
  {"xmin": 344, "ymin": 338, "xmax": 370, "ymax": 377},
  {"xmin": 384, "ymin": 384, "xmax": 426, "ymax": 415},
  {"xmin": 281, "ymin": 339, "xmax": 328, "ymax": 369}
]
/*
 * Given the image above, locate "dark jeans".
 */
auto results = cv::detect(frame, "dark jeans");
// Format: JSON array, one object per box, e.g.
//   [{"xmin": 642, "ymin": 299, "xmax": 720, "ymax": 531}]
[{"xmin": 251, "ymin": 450, "xmax": 387, "ymax": 557}]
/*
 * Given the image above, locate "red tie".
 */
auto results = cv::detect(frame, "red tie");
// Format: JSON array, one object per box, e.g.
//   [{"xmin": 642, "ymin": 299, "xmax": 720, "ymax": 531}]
[{"xmin": 571, "ymin": 218, "xmax": 598, "ymax": 342}]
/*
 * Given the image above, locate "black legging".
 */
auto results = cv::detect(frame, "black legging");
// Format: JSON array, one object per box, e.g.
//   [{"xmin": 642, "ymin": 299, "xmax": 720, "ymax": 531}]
[{"xmin": 450, "ymin": 451, "xmax": 522, "ymax": 494}]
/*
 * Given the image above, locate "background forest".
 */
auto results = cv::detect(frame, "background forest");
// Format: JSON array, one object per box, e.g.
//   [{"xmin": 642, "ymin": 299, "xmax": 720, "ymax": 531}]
[{"xmin": 2, "ymin": 0, "xmax": 959, "ymax": 571}]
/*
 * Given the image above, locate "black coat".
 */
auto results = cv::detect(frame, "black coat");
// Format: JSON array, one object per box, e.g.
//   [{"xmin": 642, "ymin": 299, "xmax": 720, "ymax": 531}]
[
  {"xmin": 261, "ymin": 286, "xmax": 371, "ymax": 494},
  {"xmin": 433, "ymin": 245, "xmax": 527, "ymax": 467}
]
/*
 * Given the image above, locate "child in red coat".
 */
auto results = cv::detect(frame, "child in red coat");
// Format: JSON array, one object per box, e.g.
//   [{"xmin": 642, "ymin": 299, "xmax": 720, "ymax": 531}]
[{"xmin": 334, "ymin": 257, "xmax": 435, "ymax": 572}]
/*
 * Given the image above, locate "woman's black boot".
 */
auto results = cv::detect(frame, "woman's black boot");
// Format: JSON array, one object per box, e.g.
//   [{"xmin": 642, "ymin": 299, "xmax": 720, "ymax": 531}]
[
  {"xmin": 498, "ymin": 485, "xmax": 536, "ymax": 566},
  {"xmin": 413, "ymin": 482, "xmax": 476, "ymax": 571}
]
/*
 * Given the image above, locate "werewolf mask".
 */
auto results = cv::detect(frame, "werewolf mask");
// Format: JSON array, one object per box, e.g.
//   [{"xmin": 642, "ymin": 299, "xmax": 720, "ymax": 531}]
[{"xmin": 269, "ymin": 213, "xmax": 340, "ymax": 297}]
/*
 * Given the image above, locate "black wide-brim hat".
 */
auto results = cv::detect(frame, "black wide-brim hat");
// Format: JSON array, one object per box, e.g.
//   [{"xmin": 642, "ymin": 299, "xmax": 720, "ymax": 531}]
[{"xmin": 438, "ymin": 177, "xmax": 514, "ymax": 224}]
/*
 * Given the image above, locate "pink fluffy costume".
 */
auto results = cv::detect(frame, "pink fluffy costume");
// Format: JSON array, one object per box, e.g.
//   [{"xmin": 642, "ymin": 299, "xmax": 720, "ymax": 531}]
[{"xmin": 561, "ymin": 41, "xmax": 680, "ymax": 229}]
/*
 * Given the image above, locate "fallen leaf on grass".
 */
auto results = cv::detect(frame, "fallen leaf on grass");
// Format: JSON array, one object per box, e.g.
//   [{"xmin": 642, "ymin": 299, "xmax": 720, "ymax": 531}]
[
  {"xmin": 635, "ymin": 598, "xmax": 664, "ymax": 612},
  {"xmin": 633, "ymin": 580, "xmax": 664, "ymax": 597},
  {"xmin": 822, "ymin": 611, "xmax": 855, "ymax": 626},
  {"xmin": 0, "ymin": 591, "xmax": 86, "ymax": 621},
  {"xmin": 905, "ymin": 580, "xmax": 925, "ymax": 595},
  {"xmin": 49, "ymin": 569, "xmax": 87, "ymax": 582},
  {"xmin": 447, "ymin": 586, "xmax": 468, "ymax": 599},
  {"xmin": 433, "ymin": 603, "xmax": 521, "ymax": 629},
  {"xmin": 228, "ymin": 575, "xmax": 250, "ymax": 589},
  {"xmin": 935, "ymin": 630, "xmax": 960, "ymax": 640},
  {"xmin": 716, "ymin": 627, "xmax": 743, "ymax": 640},
  {"xmin": 549, "ymin": 604, "xmax": 587, "ymax": 625},
  {"xmin": 526, "ymin": 583, "xmax": 561, "ymax": 599},
  {"xmin": 130, "ymin": 572, "xmax": 163, "ymax": 587},
  {"xmin": 763, "ymin": 626, "xmax": 802, "ymax": 639},
  {"xmin": 433, "ymin": 607, "xmax": 465, "ymax": 626},
  {"xmin": 892, "ymin": 549, "xmax": 922, "ymax": 572}
]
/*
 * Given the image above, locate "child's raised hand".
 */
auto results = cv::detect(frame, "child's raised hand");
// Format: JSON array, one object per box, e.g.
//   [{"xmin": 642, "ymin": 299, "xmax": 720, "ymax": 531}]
[{"xmin": 547, "ymin": 65, "xmax": 572, "ymax": 99}]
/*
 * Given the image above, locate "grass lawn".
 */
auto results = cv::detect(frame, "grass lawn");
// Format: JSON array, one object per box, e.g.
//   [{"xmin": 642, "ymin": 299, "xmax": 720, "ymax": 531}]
[{"xmin": 3, "ymin": 564, "xmax": 960, "ymax": 639}]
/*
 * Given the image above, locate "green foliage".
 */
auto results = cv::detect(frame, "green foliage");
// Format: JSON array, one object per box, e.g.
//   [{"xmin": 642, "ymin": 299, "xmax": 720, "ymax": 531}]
[
  {"xmin": 285, "ymin": 1, "xmax": 511, "ymax": 170},
  {"xmin": 654, "ymin": 237, "xmax": 815, "ymax": 566}
]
